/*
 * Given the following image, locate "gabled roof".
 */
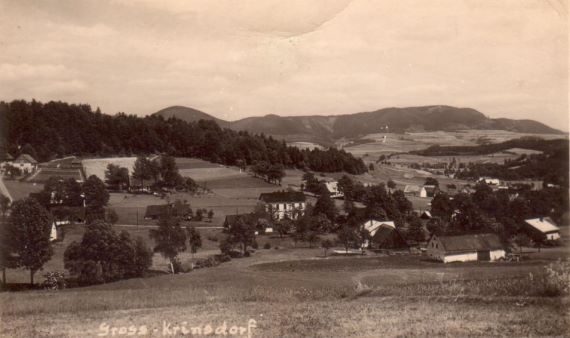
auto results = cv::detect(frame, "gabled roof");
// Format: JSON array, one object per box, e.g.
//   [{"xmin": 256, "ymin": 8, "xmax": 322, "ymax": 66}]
[
  {"xmin": 372, "ymin": 226, "xmax": 408, "ymax": 249},
  {"xmin": 324, "ymin": 181, "xmax": 339, "ymax": 192},
  {"xmin": 259, "ymin": 191, "xmax": 306, "ymax": 203},
  {"xmin": 435, "ymin": 233, "xmax": 504, "ymax": 253},
  {"xmin": 404, "ymin": 185, "xmax": 421, "ymax": 193},
  {"xmin": 423, "ymin": 185, "xmax": 437, "ymax": 192},
  {"xmin": 525, "ymin": 217, "xmax": 559, "ymax": 234},
  {"xmin": 14, "ymin": 153, "xmax": 38, "ymax": 164},
  {"xmin": 362, "ymin": 219, "xmax": 395, "ymax": 237}
]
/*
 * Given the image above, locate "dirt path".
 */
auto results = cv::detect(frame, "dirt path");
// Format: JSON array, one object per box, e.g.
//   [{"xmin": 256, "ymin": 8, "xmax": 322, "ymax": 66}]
[{"xmin": 0, "ymin": 176, "xmax": 13, "ymax": 202}]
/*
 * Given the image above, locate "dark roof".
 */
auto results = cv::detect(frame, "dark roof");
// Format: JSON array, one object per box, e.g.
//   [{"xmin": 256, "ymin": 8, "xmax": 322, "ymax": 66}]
[
  {"xmin": 436, "ymin": 233, "xmax": 504, "ymax": 253},
  {"xmin": 14, "ymin": 154, "xmax": 38, "ymax": 164},
  {"xmin": 259, "ymin": 191, "xmax": 306, "ymax": 203},
  {"xmin": 372, "ymin": 225, "xmax": 408, "ymax": 249}
]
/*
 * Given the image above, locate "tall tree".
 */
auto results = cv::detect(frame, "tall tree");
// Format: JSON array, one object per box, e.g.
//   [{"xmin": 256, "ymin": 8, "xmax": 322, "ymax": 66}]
[
  {"xmin": 82, "ymin": 175, "xmax": 109, "ymax": 221},
  {"xmin": 132, "ymin": 156, "xmax": 153, "ymax": 188},
  {"xmin": 186, "ymin": 226, "xmax": 202, "ymax": 256},
  {"xmin": 228, "ymin": 216, "xmax": 256, "ymax": 254},
  {"xmin": 337, "ymin": 226, "xmax": 358, "ymax": 254},
  {"xmin": 105, "ymin": 164, "xmax": 130, "ymax": 190},
  {"xmin": 313, "ymin": 191, "xmax": 337, "ymax": 222},
  {"xmin": 149, "ymin": 215, "xmax": 187, "ymax": 273},
  {"xmin": 7, "ymin": 198, "xmax": 53, "ymax": 285},
  {"xmin": 160, "ymin": 155, "xmax": 181, "ymax": 188}
]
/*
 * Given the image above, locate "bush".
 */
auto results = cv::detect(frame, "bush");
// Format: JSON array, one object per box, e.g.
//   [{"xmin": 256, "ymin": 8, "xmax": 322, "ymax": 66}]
[
  {"xmin": 207, "ymin": 234, "xmax": 219, "ymax": 242},
  {"xmin": 229, "ymin": 250, "xmax": 243, "ymax": 258},
  {"xmin": 252, "ymin": 240, "xmax": 259, "ymax": 249},
  {"xmin": 214, "ymin": 254, "xmax": 231, "ymax": 263},
  {"xmin": 41, "ymin": 271, "xmax": 67, "ymax": 290},
  {"xmin": 263, "ymin": 242, "xmax": 271, "ymax": 249},
  {"xmin": 179, "ymin": 260, "xmax": 194, "ymax": 273},
  {"xmin": 534, "ymin": 260, "xmax": 570, "ymax": 297}
]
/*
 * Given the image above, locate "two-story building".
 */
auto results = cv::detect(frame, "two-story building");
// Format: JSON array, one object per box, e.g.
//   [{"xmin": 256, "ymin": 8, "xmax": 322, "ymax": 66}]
[{"xmin": 259, "ymin": 191, "xmax": 306, "ymax": 220}]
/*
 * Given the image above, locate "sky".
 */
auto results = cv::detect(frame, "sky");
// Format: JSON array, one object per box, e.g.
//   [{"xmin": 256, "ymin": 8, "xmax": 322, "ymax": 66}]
[{"xmin": 0, "ymin": 0, "xmax": 568, "ymax": 130}]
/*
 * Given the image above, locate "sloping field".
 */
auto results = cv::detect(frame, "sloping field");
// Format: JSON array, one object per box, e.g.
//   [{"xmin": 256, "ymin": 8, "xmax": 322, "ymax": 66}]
[
  {"xmin": 2, "ymin": 180, "xmax": 43, "ymax": 201},
  {"xmin": 83, "ymin": 157, "xmax": 137, "ymax": 181},
  {"xmin": 27, "ymin": 168, "xmax": 83, "ymax": 183},
  {"xmin": 175, "ymin": 157, "xmax": 219, "ymax": 169},
  {"xmin": 179, "ymin": 167, "xmax": 243, "ymax": 181}
]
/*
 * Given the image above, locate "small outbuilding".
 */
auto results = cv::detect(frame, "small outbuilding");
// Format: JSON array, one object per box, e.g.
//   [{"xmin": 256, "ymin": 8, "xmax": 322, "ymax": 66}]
[
  {"xmin": 524, "ymin": 217, "xmax": 561, "ymax": 241},
  {"xmin": 426, "ymin": 233, "xmax": 505, "ymax": 263}
]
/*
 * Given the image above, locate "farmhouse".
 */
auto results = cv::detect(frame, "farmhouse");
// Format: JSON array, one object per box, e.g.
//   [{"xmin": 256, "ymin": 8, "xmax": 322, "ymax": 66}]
[
  {"xmin": 426, "ymin": 233, "xmax": 505, "ymax": 263},
  {"xmin": 144, "ymin": 202, "xmax": 192, "ymax": 220},
  {"xmin": 259, "ymin": 191, "xmax": 306, "ymax": 220},
  {"xmin": 9, "ymin": 153, "xmax": 38, "ymax": 173},
  {"xmin": 324, "ymin": 181, "xmax": 343, "ymax": 198},
  {"xmin": 361, "ymin": 219, "xmax": 405, "ymax": 249},
  {"xmin": 524, "ymin": 217, "xmax": 560, "ymax": 241}
]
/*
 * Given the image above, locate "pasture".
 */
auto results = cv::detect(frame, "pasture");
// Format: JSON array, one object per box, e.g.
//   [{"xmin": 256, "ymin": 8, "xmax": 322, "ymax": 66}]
[
  {"xmin": 1, "ymin": 247, "xmax": 568, "ymax": 337},
  {"xmin": 2, "ymin": 179, "xmax": 43, "ymax": 201}
]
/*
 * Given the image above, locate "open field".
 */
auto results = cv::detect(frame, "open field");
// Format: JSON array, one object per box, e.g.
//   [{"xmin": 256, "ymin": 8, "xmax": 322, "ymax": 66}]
[
  {"xmin": 2, "ymin": 179, "xmax": 43, "ymax": 201},
  {"xmin": 342, "ymin": 130, "xmax": 566, "ymax": 158},
  {"xmin": 1, "ymin": 246, "xmax": 568, "ymax": 337},
  {"xmin": 83, "ymin": 157, "xmax": 137, "ymax": 181}
]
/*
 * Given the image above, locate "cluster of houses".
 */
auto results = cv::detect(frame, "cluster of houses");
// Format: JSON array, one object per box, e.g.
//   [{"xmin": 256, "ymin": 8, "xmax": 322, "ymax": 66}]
[
  {"xmin": 477, "ymin": 177, "xmax": 544, "ymax": 191},
  {"xmin": 0, "ymin": 153, "xmax": 38, "ymax": 175}
]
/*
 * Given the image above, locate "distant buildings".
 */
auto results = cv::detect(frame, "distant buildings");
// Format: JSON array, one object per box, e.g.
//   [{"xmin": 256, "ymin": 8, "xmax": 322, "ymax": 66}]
[
  {"xmin": 259, "ymin": 191, "xmax": 306, "ymax": 220},
  {"xmin": 426, "ymin": 233, "xmax": 505, "ymax": 263},
  {"xmin": 403, "ymin": 184, "xmax": 437, "ymax": 198},
  {"xmin": 524, "ymin": 217, "xmax": 561, "ymax": 241}
]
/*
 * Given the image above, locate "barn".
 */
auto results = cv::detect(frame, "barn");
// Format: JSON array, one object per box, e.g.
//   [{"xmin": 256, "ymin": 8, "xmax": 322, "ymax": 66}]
[
  {"xmin": 524, "ymin": 217, "xmax": 561, "ymax": 241},
  {"xmin": 426, "ymin": 233, "xmax": 505, "ymax": 263},
  {"xmin": 362, "ymin": 219, "xmax": 408, "ymax": 250}
]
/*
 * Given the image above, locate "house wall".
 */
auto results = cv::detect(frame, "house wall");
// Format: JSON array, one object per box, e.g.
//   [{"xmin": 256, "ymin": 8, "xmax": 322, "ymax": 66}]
[
  {"xmin": 266, "ymin": 202, "xmax": 306, "ymax": 220},
  {"xmin": 443, "ymin": 252, "xmax": 478, "ymax": 263},
  {"xmin": 419, "ymin": 188, "xmax": 427, "ymax": 198},
  {"xmin": 489, "ymin": 249, "xmax": 506, "ymax": 261},
  {"xmin": 426, "ymin": 237, "xmax": 445, "ymax": 261},
  {"xmin": 546, "ymin": 232, "xmax": 561, "ymax": 240}
]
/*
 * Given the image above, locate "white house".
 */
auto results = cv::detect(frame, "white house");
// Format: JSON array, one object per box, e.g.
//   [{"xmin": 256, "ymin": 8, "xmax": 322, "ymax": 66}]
[
  {"xmin": 259, "ymin": 191, "xmax": 306, "ymax": 220},
  {"xmin": 324, "ymin": 181, "xmax": 343, "ymax": 198},
  {"xmin": 524, "ymin": 217, "xmax": 561, "ymax": 241},
  {"xmin": 5, "ymin": 153, "xmax": 38, "ymax": 174},
  {"xmin": 426, "ymin": 233, "xmax": 505, "ymax": 263}
]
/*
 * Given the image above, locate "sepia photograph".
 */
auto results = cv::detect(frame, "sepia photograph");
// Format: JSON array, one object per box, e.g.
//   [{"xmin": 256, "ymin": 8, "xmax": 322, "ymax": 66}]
[{"xmin": 0, "ymin": 0, "xmax": 568, "ymax": 337}]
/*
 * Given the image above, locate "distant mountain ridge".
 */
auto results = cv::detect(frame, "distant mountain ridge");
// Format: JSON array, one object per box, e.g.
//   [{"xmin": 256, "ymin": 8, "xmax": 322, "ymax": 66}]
[{"xmin": 153, "ymin": 105, "xmax": 564, "ymax": 143}]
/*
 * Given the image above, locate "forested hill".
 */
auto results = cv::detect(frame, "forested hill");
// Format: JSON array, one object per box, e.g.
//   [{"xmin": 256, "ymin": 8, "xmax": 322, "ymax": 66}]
[
  {"xmin": 0, "ymin": 100, "xmax": 367, "ymax": 174},
  {"xmin": 413, "ymin": 138, "xmax": 569, "ymax": 187},
  {"xmin": 411, "ymin": 138, "xmax": 568, "ymax": 156}
]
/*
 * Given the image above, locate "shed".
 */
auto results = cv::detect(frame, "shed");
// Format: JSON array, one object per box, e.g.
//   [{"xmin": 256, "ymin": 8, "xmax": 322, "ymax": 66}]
[
  {"xmin": 426, "ymin": 233, "xmax": 505, "ymax": 263},
  {"xmin": 524, "ymin": 217, "xmax": 560, "ymax": 241}
]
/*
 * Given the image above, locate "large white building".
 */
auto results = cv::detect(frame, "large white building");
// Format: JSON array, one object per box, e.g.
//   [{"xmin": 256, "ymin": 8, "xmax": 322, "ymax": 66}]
[
  {"xmin": 259, "ymin": 191, "xmax": 306, "ymax": 220},
  {"xmin": 427, "ymin": 233, "xmax": 505, "ymax": 263}
]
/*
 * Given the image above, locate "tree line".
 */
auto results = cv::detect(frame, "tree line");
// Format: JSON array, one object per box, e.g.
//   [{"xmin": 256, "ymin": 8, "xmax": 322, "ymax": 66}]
[{"xmin": 1, "ymin": 100, "xmax": 367, "ymax": 175}]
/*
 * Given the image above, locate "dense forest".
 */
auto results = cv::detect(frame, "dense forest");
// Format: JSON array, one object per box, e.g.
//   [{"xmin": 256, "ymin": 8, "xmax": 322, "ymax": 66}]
[{"xmin": 0, "ymin": 100, "xmax": 367, "ymax": 174}]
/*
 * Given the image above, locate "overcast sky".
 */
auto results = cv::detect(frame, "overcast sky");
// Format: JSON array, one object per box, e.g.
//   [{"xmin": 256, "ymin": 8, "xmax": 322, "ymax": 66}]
[{"xmin": 0, "ymin": 0, "xmax": 568, "ymax": 130}]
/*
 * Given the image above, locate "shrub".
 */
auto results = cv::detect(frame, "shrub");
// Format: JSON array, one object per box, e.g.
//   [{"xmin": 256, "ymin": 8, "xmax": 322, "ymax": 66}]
[
  {"xmin": 252, "ymin": 240, "xmax": 259, "ymax": 249},
  {"xmin": 229, "ymin": 250, "xmax": 243, "ymax": 258},
  {"xmin": 207, "ymin": 234, "xmax": 219, "ymax": 242},
  {"xmin": 534, "ymin": 260, "xmax": 570, "ymax": 297},
  {"xmin": 263, "ymin": 242, "xmax": 271, "ymax": 249},
  {"xmin": 41, "ymin": 271, "xmax": 67, "ymax": 290}
]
